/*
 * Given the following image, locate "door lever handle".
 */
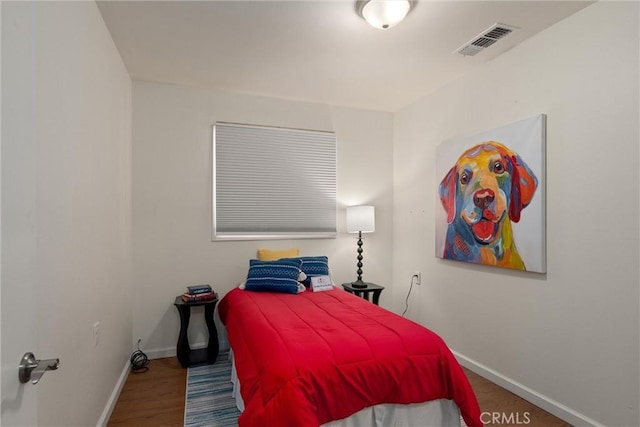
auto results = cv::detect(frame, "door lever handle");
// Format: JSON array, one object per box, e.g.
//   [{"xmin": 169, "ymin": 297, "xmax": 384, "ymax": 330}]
[{"xmin": 19, "ymin": 352, "xmax": 59, "ymax": 384}]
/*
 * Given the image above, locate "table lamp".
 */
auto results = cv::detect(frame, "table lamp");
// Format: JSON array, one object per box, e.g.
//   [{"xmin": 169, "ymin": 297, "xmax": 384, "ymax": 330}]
[{"xmin": 346, "ymin": 205, "xmax": 375, "ymax": 288}]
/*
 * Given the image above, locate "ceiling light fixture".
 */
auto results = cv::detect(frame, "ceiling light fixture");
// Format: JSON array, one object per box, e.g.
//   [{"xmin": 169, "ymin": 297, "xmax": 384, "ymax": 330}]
[{"xmin": 357, "ymin": 0, "xmax": 413, "ymax": 30}]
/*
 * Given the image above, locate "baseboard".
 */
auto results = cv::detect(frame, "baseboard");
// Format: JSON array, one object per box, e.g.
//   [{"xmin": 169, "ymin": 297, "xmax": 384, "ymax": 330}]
[
  {"xmin": 453, "ymin": 351, "xmax": 604, "ymax": 427},
  {"xmin": 144, "ymin": 343, "xmax": 212, "ymax": 360},
  {"xmin": 145, "ymin": 339, "xmax": 230, "ymax": 361},
  {"xmin": 145, "ymin": 346, "xmax": 176, "ymax": 360},
  {"xmin": 96, "ymin": 359, "xmax": 130, "ymax": 427}
]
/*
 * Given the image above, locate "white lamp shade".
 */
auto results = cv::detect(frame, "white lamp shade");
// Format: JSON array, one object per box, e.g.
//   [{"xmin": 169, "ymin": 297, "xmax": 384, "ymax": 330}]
[
  {"xmin": 346, "ymin": 205, "xmax": 375, "ymax": 233},
  {"xmin": 361, "ymin": 0, "xmax": 411, "ymax": 30}
]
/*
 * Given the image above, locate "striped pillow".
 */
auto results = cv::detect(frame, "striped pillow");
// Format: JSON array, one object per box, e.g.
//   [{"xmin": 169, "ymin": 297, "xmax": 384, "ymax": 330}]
[
  {"xmin": 245, "ymin": 259, "xmax": 303, "ymax": 294},
  {"xmin": 282, "ymin": 256, "xmax": 330, "ymax": 286}
]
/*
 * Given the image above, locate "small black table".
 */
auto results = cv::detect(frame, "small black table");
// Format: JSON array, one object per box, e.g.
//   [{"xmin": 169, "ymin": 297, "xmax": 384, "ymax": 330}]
[
  {"xmin": 173, "ymin": 296, "xmax": 219, "ymax": 368},
  {"xmin": 341, "ymin": 282, "xmax": 384, "ymax": 305}
]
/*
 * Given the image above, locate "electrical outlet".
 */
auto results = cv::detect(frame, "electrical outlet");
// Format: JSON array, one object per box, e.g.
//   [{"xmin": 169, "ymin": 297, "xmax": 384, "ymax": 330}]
[
  {"xmin": 414, "ymin": 271, "xmax": 421, "ymax": 286},
  {"xmin": 93, "ymin": 321, "xmax": 100, "ymax": 346}
]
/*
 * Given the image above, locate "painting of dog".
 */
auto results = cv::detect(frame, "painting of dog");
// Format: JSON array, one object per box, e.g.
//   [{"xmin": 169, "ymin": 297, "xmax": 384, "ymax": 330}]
[{"xmin": 436, "ymin": 115, "xmax": 546, "ymax": 273}]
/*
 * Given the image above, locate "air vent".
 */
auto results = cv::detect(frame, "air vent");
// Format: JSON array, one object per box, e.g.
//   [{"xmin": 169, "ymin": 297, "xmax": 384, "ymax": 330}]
[{"xmin": 455, "ymin": 23, "xmax": 517, "ymax": 56}]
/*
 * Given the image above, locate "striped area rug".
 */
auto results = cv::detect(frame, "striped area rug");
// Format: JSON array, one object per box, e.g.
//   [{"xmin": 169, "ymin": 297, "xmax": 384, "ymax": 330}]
[{"xmin": 184, "ymin": 353, "xmax": 240, "ymax": 427}]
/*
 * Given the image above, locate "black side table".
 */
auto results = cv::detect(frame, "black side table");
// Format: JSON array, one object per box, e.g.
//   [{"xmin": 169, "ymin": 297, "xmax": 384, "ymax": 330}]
[
  {"xmin": 173, "ymin": 296, "xmax": 219, "ymax": 368},
  {"xmin": 341, "ymin": 282, "xmax": 384, "ymax": 305}
]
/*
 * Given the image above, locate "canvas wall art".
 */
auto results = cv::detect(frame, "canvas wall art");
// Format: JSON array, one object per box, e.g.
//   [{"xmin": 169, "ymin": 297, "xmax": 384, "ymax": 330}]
[{"xmin": 435, "ymin": 114, "xmax": 546, "ymax": 273}]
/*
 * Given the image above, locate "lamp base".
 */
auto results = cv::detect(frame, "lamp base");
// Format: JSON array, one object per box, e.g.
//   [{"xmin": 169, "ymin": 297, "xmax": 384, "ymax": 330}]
[{"xmin": 350, "ymin": 280, "xmax": 368, "ymax": 289}]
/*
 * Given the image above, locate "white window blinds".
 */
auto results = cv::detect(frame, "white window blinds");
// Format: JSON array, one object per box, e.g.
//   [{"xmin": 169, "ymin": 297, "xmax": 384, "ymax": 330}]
[{"xmin": 213, "ymin": 122, "xmax": 337, "ymax": 240}]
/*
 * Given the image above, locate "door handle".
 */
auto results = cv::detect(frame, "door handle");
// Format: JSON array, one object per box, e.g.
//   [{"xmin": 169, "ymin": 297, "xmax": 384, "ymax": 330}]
[{"xmin": 19, "ymin": 352, "xmax": 59, "ymax": 385}]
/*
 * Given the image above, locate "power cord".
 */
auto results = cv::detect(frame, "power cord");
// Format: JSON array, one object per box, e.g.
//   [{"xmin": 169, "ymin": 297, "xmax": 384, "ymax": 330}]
[
  {"xmin": 402, "ymin": 274, "xmax": 419, "ymax": 317},
  {"xmin": 130, "ymin": 339, "xmax": 150, "ymax": 373}
]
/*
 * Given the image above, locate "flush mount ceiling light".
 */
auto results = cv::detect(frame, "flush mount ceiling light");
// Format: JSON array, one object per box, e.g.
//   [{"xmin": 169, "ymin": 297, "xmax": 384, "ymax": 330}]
[{"xmin": 356, "ymin": 0, "xmax": 414, "ymax": 30}]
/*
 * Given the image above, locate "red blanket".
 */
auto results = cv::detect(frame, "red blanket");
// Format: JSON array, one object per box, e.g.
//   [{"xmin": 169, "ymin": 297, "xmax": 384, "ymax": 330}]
[{"xmin": 219, "ymin": 287, "xmax": 482, "ymax": 427}]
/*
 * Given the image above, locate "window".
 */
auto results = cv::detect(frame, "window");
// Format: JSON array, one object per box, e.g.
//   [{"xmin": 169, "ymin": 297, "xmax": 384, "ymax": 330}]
[{"xmin": 213, "ymin": 122, "xmax": 337, "ymax": 240}]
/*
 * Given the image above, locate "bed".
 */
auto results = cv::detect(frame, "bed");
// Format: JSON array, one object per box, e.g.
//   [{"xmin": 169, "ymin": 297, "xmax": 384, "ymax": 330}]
[{"xmin": 218, "ymin": 283, "xmax": 482, "ymax": 427}]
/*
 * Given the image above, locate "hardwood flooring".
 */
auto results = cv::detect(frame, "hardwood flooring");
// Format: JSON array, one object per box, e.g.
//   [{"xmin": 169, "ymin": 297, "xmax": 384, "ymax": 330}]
[
  {"xmin": 108, "ymin": 357, "xmax": 571, "ymax": 427},
  {"xmin": 463, "ymin": 369, "xmax": 571, "ymax": 427},
  {"xmin": 107, "ymin": 358, "xmax": 185, "ymax": 427}
]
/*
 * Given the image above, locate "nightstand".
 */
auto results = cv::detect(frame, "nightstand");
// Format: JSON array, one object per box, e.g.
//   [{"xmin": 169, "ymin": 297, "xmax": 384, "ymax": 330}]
[
  {"xmin": 341, "ymin": 282, "xmax": 384, "ymax": 305},
  {"xmin": 173, "ymin": 296, "xmax": 219, "ymax": 368}
]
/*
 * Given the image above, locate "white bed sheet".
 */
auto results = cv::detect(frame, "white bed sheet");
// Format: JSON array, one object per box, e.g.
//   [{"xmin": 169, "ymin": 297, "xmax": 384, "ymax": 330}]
[{"xmin": 228, "ymin": 350, "xmax": 462, "ymax": 427}]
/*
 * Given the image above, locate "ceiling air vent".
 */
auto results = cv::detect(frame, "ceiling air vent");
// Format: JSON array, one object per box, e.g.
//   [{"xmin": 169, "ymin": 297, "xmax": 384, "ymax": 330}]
[{"xmin": 456, "ymin": 23, "xmax": 517, "ymax": 56}]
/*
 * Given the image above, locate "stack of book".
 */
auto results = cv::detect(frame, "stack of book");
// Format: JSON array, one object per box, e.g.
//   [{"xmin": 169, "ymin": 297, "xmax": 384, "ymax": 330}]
[{"xmin": 181, "ymin": 284, "xmax": 217, "ymax": 303}]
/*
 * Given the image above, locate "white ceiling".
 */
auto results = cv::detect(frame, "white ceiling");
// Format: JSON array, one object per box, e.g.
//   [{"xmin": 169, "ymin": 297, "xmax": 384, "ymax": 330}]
[{"xmin": 97, "ymin": 0, "xmax": 593, "ymax": 112}]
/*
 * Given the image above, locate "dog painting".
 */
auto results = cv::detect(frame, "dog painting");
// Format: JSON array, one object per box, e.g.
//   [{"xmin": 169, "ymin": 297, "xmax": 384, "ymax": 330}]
[{"xmin": 436, "ymin": 115, "xmax": 546, "ymax": 273}]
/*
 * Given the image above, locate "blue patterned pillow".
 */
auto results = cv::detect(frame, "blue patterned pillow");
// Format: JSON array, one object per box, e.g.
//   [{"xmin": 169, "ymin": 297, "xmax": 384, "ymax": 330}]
[
  {"xmin": 245, "ymin": 259, "xmax": 303, "ymax": 294},
  {"xmin": 282, "ymin": 256, "xmax": 330, "ymax": 286}
]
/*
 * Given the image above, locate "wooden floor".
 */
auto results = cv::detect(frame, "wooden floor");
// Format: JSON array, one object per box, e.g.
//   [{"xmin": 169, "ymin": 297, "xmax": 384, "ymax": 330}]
[
  {"xmin": 108, "ymin": 357, "xmax": 571, "ymax": 427},
  {"xmin": 463, "ymin": 369, "xmax": 571, "ymax": 427},
  {"xmin": 108, "ymin": 358, "xmax": 186, "ymax": 427}
]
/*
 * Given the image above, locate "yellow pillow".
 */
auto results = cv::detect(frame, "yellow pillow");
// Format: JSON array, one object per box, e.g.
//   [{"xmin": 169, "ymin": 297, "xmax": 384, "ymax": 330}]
[{"xmin": 257, "ymin": 248, "xmax": 300, "ymax": 261}]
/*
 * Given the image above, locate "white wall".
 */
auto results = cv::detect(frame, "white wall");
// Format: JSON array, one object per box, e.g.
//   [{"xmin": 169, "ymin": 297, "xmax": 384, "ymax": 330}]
[
  {"xmin": 1, "ymin": 2, "xmax": 132, "ymax": 426},
  {"xmin": 132, "ymin": 82, "xmax": 394, "ymax": 356},
  {"xmin": 392, "ymin": 2, "xmax": 639, "ymax": 426}
]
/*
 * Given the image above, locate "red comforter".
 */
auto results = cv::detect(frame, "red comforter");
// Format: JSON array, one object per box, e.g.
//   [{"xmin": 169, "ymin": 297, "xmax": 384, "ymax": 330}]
[{"xmin": 219, "ymin": 287, "xmax": 482, "ymax": 427}]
